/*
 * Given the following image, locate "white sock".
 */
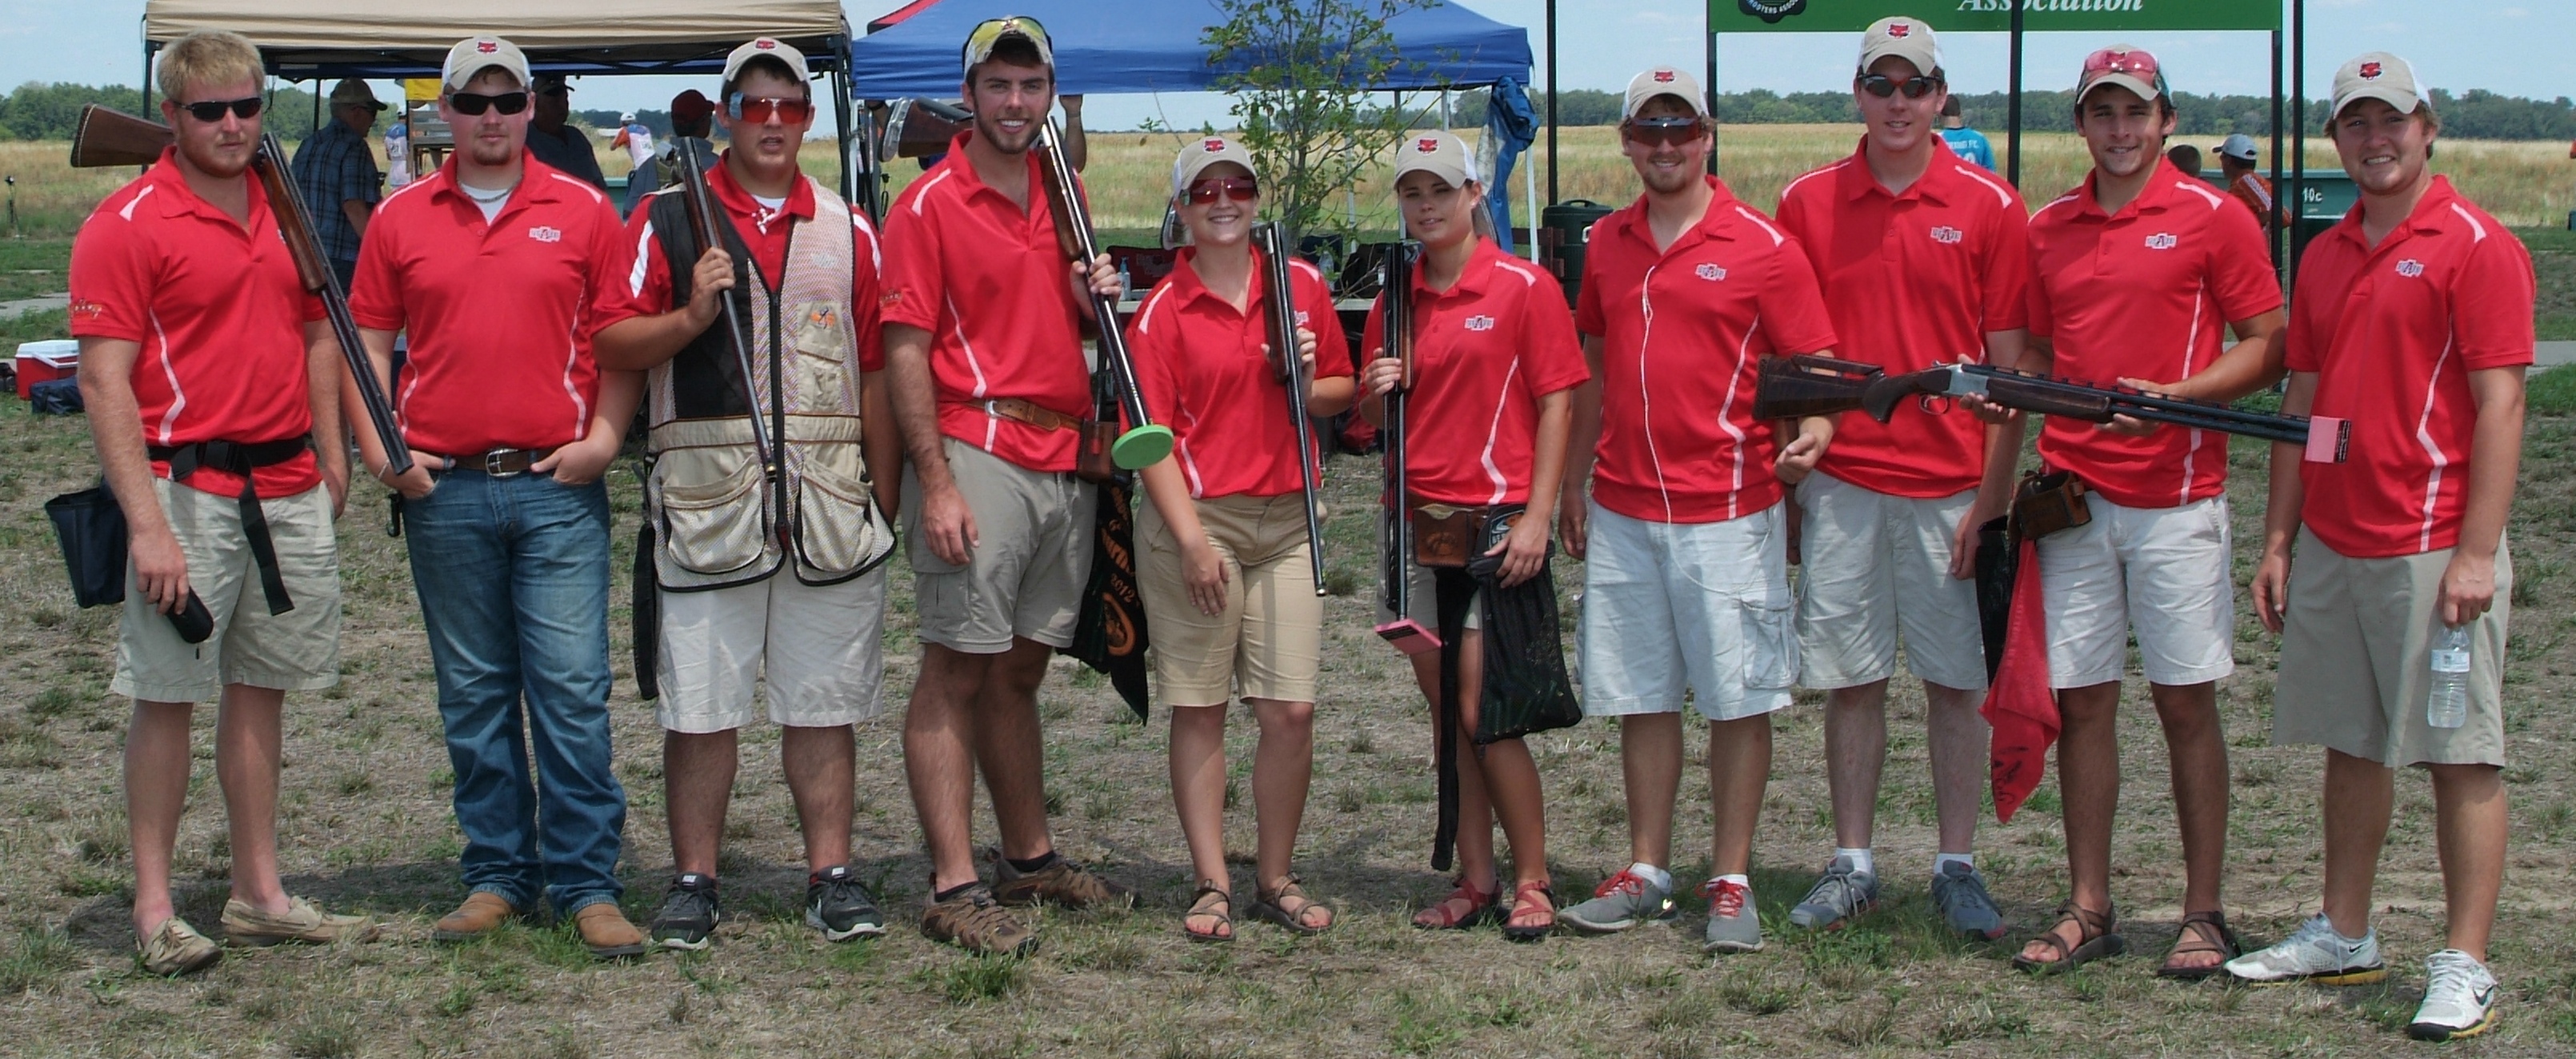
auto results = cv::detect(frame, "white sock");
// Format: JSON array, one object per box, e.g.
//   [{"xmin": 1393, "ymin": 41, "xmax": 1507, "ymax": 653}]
[
  {"xmin": 1714, "ymin": 873, "xmax": 1750, "ymax": 889},
  {"xmin": 1934, "ymin": 853, "xmax": 1974, "ymax": 877},
  {"xmin": 1629, "ymin": 861, "xmax": 1673, "ymax": 893},
  {"xmin": 1835, "ymin": 847, "xmax": 1875, "ymax": 877}
]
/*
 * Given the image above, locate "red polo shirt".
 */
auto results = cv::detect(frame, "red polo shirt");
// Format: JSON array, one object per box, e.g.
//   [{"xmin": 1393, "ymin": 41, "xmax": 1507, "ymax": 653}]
[
  {"xmin": 2288, "ymin": 177, "xmax": 2534, "ymax": 557},
  {"xmin": 1574, "ymin": 177, "xmax": 1838, "ymax": 524},
  {"xmin": 69, "ymin": 148, "xmax": 325, "ymax": 500},
  {"xmin": 1126, "ymin": 247, "xmax": 1352, "ymax": 498},
  {"xmin": 1362, "ymin": 238, "xmax": 1590, "ymax": 506},
  {"xmin": 1774, "ymin": 142, "xmax": 2030, "ymax": 498},
  {"xmin": 610, "ymin": 158, "xmax": 885, "ymax": 372},
  {"xmin": 350, "ymin": 154, "xmax": 628, "ymax": 455},
  {"xmin": 2027, "ymin": 159, "xmax": 2282, "ymax": 510},
  {"xmin": 879, "ymin": 132, "xmax": 1092, "ymax": 473}
]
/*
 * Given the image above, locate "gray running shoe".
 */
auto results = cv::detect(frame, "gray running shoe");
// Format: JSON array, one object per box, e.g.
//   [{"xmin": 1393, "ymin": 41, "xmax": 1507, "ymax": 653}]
[
  {"xmin": 2223, "ymin": 913, "xmax": 2387, "ymax": 985},
  {"xmin": 1930, "ymin": 861, "xmax": 2006, "ymax": 940},
  {"xmin": 650, "ymin": 873, "xmax": 720, "ymax": 951},
  {"xmin": 1700, "ymin": 877, "xmax": 1764, "ymax": 953},
  {"xmin": 1787, "ymin": 856, "xmax": 1879, "ymax": 931},
  {"xmin": 2408, "ymin": 949, "xmax": 2501, "ymax": 1041},
  {"xmin": 1560, "ymin": 867, "xmax": 1678, "ymax": 934}
]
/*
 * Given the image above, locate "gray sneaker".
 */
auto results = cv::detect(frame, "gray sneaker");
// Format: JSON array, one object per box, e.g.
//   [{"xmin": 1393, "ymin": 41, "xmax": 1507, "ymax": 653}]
[
  {"xmin": 1787, "ymin": 856, "xmax": 1879, "ymax": 931},
  {"xmin": 1700, "ymin": 877, "xmax": 1764, "ymax": 953},
  {"xmin": 1930, "ymin": 861, "xmax": 2006, "ymax": 940},
  {"xmin": 2223, "ymin": 913, "xmax": 2386, "ymax": 985},
  {"xmin": 1560, "ymin": 867, "xmax": 1677, "ymax": 934}
]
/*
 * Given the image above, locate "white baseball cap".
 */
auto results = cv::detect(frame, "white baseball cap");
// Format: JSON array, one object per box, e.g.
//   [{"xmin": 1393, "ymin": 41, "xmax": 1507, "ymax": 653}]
[
  {"xmin": 2330, "ymin": 52, "xmax": 2427, "ymax": 123},
  {"xmin": 2217, "ymin": 133, "xmax": 2258, "ymax": 162},
  {"xmin": 725, "ymin": 38, "xmax": 812, "ymax": 86},
  {"xmin": 1857, "ymin": 16, "xmax": 1941, "ymax": 78},
  {"xmin": 1170, "ymin": 135, "xmax": 1258, "ymax": 197},
  {"xmin": 1622, "ymin": 66, "xmax": 1709, "ymax": 121},
  {"xmin": 1393, "ymin": 130, "xmax": 1474, "ymax": 187},
  {"xmin": 443, "ymin": 36, "xmax": 530, "ymax": 93}
]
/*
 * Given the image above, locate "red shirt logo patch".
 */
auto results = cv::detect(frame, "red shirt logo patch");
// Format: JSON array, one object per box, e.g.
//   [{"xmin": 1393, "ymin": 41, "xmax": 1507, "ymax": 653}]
[
  {"xmin": 2359, "ymin": 62, "xmax": 2383, "ymax": 80},
  {"xmin": 1694, "ymin": 263, "xmax": 1726, "ymax": 281},
  {"xmin": 1464, "ymin": 314, "xmax": 1496, "ymax": 331},
  {"xmin": 2143, "ymin": 232, "xmax": 2178, "ymax": 250},
  {"xmin": 2396, "ymin": 259, "xmax": 2426, "ymax": 278},
  {"xmin": 1930, "ymin": 225, "xmax": 1964, "ymax": 245},
  {"xmin": 527, "ymin": 226, "xmax": 562, "ymax": 243},
  {"xmin": 70, "ymin": 298, "xmax": 106, "ymax": 322}
]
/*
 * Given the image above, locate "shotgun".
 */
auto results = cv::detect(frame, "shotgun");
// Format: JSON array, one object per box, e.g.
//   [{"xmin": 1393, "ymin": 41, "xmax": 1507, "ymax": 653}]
[
  {"xmin": 70, "ymin": 104, "xmax": 411, "ymax": 477},
  {"xmin": 1371, "ymin": 241, "xmax": 1439, "ymax": 656},
  {"xmin": 1032, "ymin": 117, "xmax": 1174, "ymax": 471},
  {"xmin": 668, "ymin": 137, "xmax": 782, "ymax": 510},
  {"xmin": 1752, "ymin": 354, "xmax": 1885, "ymax": 420},
  {"xmin": 879, "ymin": 97, "xmax": 972, "ymax": 162},
  {"xmin": 1860, "ymin": 362, "xmax": 2348, "ymax": 457},
  {"xmin": 1253, "ymin": 221, "xmax": 1327, "ymax": 596}
]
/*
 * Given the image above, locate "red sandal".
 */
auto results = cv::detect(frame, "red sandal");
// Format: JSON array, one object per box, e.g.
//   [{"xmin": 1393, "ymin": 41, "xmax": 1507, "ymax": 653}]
[
  {"xmin": 1502, "ymin": 881, "xmax": 1557, "ymax": 943},
  {"xmin": 1412, "ymin": 877, "xmax": 1501, "ymax": 930}
]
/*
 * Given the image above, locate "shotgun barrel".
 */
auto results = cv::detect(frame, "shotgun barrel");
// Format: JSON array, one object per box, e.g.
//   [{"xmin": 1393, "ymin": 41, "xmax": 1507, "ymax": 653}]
[
  {"xmin": 1254, "ymin": 222, "xmax": 1328, "ymax": 596},
  {"xmin": 669, "ymin": 137, "xmax": 786, "ymax": 542},
  {"xmin": 1033, "ymin": 117, "xmax": 1173, "ymax": 470},
  {"xmin": 1860, "ymin": 362, "xmax": 2343, "ymax": 454},
  {"xmin": 1372, "ymin": 241, "xmax": 1439, "ymax": 655}
]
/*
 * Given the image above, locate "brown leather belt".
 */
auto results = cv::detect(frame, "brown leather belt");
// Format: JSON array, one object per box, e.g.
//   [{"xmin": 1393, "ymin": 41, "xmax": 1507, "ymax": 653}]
[
  {"xmin": 974, "ymin": 398, "xmax": 1082, "ymax": 434},
  {"xmin": 426, "ymin": 447, "xmax": 557, "ymax": 478}
]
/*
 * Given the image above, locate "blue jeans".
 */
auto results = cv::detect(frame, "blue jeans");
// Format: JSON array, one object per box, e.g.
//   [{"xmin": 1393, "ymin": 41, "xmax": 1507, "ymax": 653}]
[{"xmin": 403, "ymin": 470, "xmax": 625, "ymax": 915}]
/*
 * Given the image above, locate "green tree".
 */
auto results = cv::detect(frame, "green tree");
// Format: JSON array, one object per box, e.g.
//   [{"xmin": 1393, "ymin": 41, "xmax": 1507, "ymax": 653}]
[{"xmin": 1205, "ymin": 0, "xmax": 1434, "ymax": 243}]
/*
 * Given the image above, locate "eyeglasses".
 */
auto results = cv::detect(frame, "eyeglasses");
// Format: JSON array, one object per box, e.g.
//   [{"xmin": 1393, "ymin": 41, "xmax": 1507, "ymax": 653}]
[
  {"xmin": 2078, "ymin": 47, "xmax": 2169, "ymax": 99},
  {"xmin": 448, "ymin": 91, "xmax": 530, "ymax": 116},
  {"xmin": 1184, "ymin": 177, "xmax": 1258, "ymax": 205},
  {"xmin": 178, "ymin": 97, "xmax": 263, "ymax": 122},
  {"xmin": 727, "ymin": 94, "xmax": 814, "ymax": 124},
  {"xmin": 1858, "ymin": 74, "xmax": 1942, "ymax": 99},
  {"xmin": 1622, "ymin": 116, "xmax": 1704, "ymax": 149}
]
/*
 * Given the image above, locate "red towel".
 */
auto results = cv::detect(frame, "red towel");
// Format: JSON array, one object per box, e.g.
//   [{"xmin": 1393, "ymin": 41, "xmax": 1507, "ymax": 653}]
[{"xmin": 1982, "ymin": 537, "xmax": 2059, "ymax": 823}]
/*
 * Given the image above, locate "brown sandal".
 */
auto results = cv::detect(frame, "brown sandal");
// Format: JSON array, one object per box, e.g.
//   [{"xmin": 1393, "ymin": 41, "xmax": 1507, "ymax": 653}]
[
  {"xmin": 2156, "ymin": 909, "xmax": 2242, "ymax": 980},
  {"xmin": 2012, "ymin": 901, "xmax": 2126, "ymax": 974},
  {"xmin": 1182, "ymin": 882, "xmax": 1233, "ymax": 943},
  {"xmin": 1247, "ymin": 874, "xmax": 1334, "ymax": 936},
  {"xmin": 1502, "ymin": 881, "xmax": 1556, "ymax": 943},
  {"xmin": 1412, "ymin": 877, "xmax": 1501, "ymax": 930}
]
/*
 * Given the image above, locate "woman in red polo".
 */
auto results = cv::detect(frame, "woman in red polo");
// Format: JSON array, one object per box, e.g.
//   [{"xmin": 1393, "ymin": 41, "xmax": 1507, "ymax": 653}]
[
  {"xmin": 1358, "ymin": 131, "xmax": 1589, "ymax": 940},
  {"xmin": 1126, "ymin": 138, "xmax": 1355, "ymax": 941}
]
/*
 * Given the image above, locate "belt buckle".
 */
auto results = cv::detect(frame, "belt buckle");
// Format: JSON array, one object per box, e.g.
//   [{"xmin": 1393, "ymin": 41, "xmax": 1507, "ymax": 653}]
[{"xmin": 482, "ymin": 450, "xmax": 524, "ymax": 478}]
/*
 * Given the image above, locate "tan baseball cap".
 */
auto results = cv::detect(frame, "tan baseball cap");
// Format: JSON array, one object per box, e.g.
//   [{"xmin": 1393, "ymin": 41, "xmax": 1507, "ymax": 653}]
[
  {"xmin": 1170, "ymin": 135, "xmax": 1258, "ymax": 198},
  {"xmin": 329, "ymin": 78, "xmax": 386, "ymax": 112},
  {"xmin": 725, "ymin": 38, "xmax": 811, "ymax": 86},
  {"xmin": 442, "ymin": 35, "xmax": 530, "ymax": 93},
  {"xmin": 1857, "ymin": 16, "xmax": 1941, "ymax": 78},
  {"xmin": 1623, "ymin": 66, "xmax": 1709, "ymax": 121},
  {"xmin": 1393, "ymin": 130, "xmax": 1474, "ymax": 187},
  {"xmin": 962, "ymin": 16, "xmax": 1054, "ymax": 78},
  {"xmin": 2074, "ymin": 44, "xmax": 2169, "ymax": 106},
  {"xmin": 2330, "ymin": 52, "xmax": 2426, "ymax": 122}
]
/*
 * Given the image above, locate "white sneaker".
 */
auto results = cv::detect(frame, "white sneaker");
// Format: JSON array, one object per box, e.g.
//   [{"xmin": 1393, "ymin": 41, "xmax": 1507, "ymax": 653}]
[
  {"xmin": 2408, "ymin": 949, "xmax": 2500, "ymax": 1041},
  {"xmin": 2222, "ymin": 913, "xmax": 2388, "ymax": 985}
]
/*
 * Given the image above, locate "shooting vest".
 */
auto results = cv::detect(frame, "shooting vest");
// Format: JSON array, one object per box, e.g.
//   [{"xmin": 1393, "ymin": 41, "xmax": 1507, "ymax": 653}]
[{"xmin": 642, "ymin": 175, "xmax": 894, "ymax": 591}]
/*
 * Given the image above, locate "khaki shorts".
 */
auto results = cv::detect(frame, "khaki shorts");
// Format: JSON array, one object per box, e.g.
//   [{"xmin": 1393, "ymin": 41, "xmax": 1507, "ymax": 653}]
[
  {"xmin": 2036, "ymin": 493, "xmax": 2234, "ymax": 689},
  {"xmin": 1794, "ymin": 473, "xmax": 1987, "ymax": 692},
  {"xmin": 1574, "ymin": 500, "xmax": 1796, "ymax": 722},
  {"xmin": 1376, "ymin": 518, "xmax": 1483, "ymax": 633},
  {"xmin": 654, "ymin": 566, "xmax": 889, "ymax": 733},
  {"xmin": 112, "ymin": 478, "xmax": 341, "ymax": 702},
  {"xmin": 1136, "ymin": 493, "xmax": 1323, "ymax": 705},
  {"xmin": 902, "ymin": 438, "xmax": 1094, "ymax": 653},
  {"xmin": 2274, "ymin": 529, "xmax": 2510, "ymax": 767}
]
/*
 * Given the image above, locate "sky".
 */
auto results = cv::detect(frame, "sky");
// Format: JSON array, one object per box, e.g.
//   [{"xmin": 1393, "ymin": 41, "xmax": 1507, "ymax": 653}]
[{"xmin": 2, "ymin": 0, "xmax": 2570, "ymax": 131}]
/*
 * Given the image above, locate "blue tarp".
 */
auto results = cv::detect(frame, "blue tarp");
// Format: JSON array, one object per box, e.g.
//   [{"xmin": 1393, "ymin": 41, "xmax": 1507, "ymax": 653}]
[
  {"xmin": 1483, "ymin": 77, "xmax": 1537, "ymax": 253},
  {"xmin": 850, "ymin": 1, "xmax": 1533, "ymax": 98}
]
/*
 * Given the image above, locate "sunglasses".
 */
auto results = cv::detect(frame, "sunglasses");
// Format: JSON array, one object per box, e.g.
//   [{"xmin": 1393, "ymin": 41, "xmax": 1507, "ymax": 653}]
[
  {"xmin": 1858, "ymin": 74, "xmax": 1942, "ymax": 99},
  {"xmin": 1622, "ymin": 116, "xmax": 1705, "ymax": 148},
  {"xmin": 1184, "ymin": 177, "xmax": 1258, "ymax": 205},
  {"xmin": 178, "ymin": 96, "xmax": 263, "ymax": 122},
  {"xmin": 2078, "ymin": 47, "xmax": 2170, "ymax": 98},
  {"xmin": 727, "ymin": 94, "xmax": 814, "ymax": 124},
  {"xmin": 966, "ymin": 16, "xmax": 1052, "ymax": 59},
  {"xmin": 448, "ymin": 91, "xmax": 530, "ymax": 116}
]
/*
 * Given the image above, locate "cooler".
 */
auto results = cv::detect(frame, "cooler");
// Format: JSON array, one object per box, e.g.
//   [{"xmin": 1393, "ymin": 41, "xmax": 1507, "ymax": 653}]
[{"xmin": 14, "ymin": 339, "xmax": 78, "ymax": 399}]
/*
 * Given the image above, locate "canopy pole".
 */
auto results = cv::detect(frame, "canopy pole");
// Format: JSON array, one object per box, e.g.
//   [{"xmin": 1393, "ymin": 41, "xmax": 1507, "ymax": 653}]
[
  {"xmin": 1545, "ymin": 0, "xmax": 1558, "ymax": 205},
  {"xmin": 2271, "ymin": 28, "xmax": 2286, "ymax": 276},
  {"xmin": 1526, "ymin": 136, "xmax": 1539, "ymax": 263},
  {"xmin": 2006, "ymin": 2, "xmax": 2025, "ymax": 188},
  {"xmin": 2290, "ymin": 0, "xmax": 2305, "ymax": 294},
  {"xmin": 1704, "ymin": 29, "xmax": 1718, "ymax": 175}
]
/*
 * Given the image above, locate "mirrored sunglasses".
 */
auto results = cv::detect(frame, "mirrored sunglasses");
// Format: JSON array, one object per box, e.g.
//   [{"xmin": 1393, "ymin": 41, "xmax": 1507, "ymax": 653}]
[
  {"xmin": 1185, "ymin": 177, "xmax": 1258, "ymax": 205},
  {"xmin": 1622, "ymin": 116, "xmax": 1704, "ymax": 148}
]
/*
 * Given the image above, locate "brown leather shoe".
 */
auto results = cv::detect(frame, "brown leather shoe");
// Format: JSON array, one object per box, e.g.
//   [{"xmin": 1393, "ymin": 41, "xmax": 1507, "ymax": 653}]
[
  {"xmin": 432, "ymin": 892, "xmax": 517, "ymax": 942},
  {"xmin": 990, "ymin": 851, "xmax": 1134, "ymax": 911},
  {"xmin": 574, "ymin": 903, "xmax": 646, "ymax": 960}
]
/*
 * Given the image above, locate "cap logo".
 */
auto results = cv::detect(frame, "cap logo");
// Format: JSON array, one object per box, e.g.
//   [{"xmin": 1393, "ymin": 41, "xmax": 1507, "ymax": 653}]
[
  {"xmin": 1416, "ymin": 138, "xmax": 1441, "ymax": 153},
  {"xmin": 2396, "ymin": 259, "xmax": 2426, "ymax": 278},
  {"xmin": 2359, "ymin": 62, "xmax": 2383, "ymax": 80},
  {"xmin": 527, "ymin": 226, "xmax": 562, "ymax": 243},
  {"xmin": 1930, "ymin": 225, "xmax": 1964, "ymax": 245},
  {"xmin": 1653, "ymin": 70, "xmax": 1677, "ymax": 83},
  {"xmin": 2144, "ymin": 232, "xmax": 2178, "ymax": 251},
  {"xmin": 1464, "ymin": 314, "xmax": 1496, "ymax": 332},
  {"xmin": 756, "ymin": 39, "xmax": 778, "ymax": 50},
  {"xmin": 477, "ymin": 41, "xmax": 498, "ymax": 54},
  {"xmin": 1203, "ymin": 138, "xmax": 1226, "ymax": 152},
  {"xmin": 1694, "ymin": 263, "xmax": 1727, "ymax": 282},
  {"xmin": 1888, "ymin": 23, "xmax": 1910, "ymax": 38}
]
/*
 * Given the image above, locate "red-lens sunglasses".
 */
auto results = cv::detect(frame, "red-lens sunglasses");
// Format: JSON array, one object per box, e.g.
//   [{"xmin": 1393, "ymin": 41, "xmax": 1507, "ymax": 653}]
[
  {"xmin": 1185, "ymin": 177, "xmax": 1258, "ymax": 205},
  {"xmin": 728, "ymin": 94, "xmax": 814, "ymax": 124},
  {"xmin": 2078, "ymin": 47, "xmax": 2170, "ymax": 98}
]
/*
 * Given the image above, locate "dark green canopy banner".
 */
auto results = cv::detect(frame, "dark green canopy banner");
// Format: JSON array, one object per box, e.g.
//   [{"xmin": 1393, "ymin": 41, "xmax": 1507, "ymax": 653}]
[{"xmin": 1718, "ymin": 1, "xmax": 2279, "ymax": 33}]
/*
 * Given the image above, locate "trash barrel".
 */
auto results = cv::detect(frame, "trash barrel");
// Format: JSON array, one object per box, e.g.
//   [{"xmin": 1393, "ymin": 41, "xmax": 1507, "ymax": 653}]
[{"xmin": 1539, "ymin": 199, "xmax": 1614, "ymax": 309}]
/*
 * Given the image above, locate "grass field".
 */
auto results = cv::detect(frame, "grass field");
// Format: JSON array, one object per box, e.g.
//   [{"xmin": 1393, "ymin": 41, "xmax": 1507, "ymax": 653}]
[{"xmin": 3, "ymin": 127, "xmax": 2576, "ymax": 1057}]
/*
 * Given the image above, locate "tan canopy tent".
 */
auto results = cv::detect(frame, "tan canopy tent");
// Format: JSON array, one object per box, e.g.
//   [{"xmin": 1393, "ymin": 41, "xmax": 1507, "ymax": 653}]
[{"xmin": 137, "ymin": 0, "xmax": 869, "ymax": 206}]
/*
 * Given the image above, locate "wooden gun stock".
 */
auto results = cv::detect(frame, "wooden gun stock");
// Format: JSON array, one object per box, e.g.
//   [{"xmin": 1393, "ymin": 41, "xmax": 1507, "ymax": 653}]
[
  {"xmin": 69, "ymin": 104, "xmax": 172, "ymax": 169},
  {"xmin": 1034, "ymin": 118, "xmax": 1171, "ymax": 470},
  {"xmin": 881, "ymin": 98, "xmax": 971, "ymax": 162},
  {"xmin": 1752, "ymin": 354, "xmax": 1884, "ymax": 420}
]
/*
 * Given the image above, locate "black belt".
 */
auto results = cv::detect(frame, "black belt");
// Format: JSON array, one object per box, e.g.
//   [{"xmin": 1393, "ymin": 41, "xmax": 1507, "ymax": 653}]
[
  {"xmin": 148, "ymin": 438, "xmax": 310, "ymax": 616},
  {"xmin": 422, "ymin": 447, "xmax": 554, "ymax": 477}
]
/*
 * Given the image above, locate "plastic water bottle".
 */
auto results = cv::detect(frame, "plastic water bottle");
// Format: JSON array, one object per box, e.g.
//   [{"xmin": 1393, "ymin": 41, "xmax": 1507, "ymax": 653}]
[{"xmin": 2427, "ymin": 624, "xmax": 2471, "ymax": 729}]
